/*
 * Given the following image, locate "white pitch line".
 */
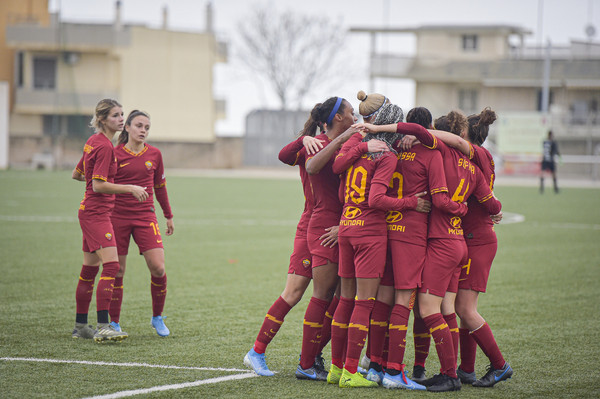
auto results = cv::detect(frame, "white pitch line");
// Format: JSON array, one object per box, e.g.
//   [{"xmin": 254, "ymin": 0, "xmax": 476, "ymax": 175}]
[
  {"xmin": 0, "ymin": 357, "xmax": 249, "ymax": 372},
  {"xmin": 82, "ymin": 373, "xmax": 258, "ymax": 399}
]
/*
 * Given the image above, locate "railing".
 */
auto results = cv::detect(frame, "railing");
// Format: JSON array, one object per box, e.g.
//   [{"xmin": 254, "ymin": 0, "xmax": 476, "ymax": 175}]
[{"xmin": 14, "ymin": 88, "xmax": 119, "ymax": 114}]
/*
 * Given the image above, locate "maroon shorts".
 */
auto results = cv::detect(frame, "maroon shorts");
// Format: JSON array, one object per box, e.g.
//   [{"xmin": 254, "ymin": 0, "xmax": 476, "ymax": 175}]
[
  {"xmin": 79, "ymin": 216, "xmax": 116, "ymax": 253},
  {"xmin": 288, "ymin": 231, "xmax": 312, "ymax": 278},
  {"xmin": 388, "ymin": 240, "xmax": 426, "ymax": 290},
  {"xmin": 458, "ymin": 241, "xmax": 498, "ymax": 293},
  {"xmin": 338, "ymin": 235, "xmax": 387, "ymax": 279},
  {"xmin": 307, "ymin": 231, "xmax": 339, "ymax": 267},
  {"xmin": 111, "ymin": 215, "xmax": 163, "ymax": 256},
  {"xmin": 419, "ymin": 238, "xmax": 468, "ymax": 297}
]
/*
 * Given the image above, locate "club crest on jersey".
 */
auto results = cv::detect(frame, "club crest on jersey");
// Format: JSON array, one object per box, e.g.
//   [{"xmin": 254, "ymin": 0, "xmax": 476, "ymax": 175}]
[
  {"xmin": 450, "ymin": 217, "xmax": 462, "ymax": 228},
  {"xmin": 145, "ymin": 161, "xmax": 153, "ymax": 170},
  {"xmin": 344, "ymin": 206, "xmax": 362, "ymax": 219},
  {"xmin": 105, "ymin": 232, "xmax": 113, "ymax": 241},
  {"xmin": 302, "ymin": 258, "xmax": 311, "ymax": 268},
  {"xmin": 386, "ymin": 211, "xmax": 403, "ymax": 223}
]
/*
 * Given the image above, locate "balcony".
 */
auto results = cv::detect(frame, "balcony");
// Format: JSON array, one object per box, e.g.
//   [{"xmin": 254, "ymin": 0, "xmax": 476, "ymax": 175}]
[
  {"xmin": 370, "ymin": 54, "xmax": 414, "ymax": 78},
  {"xmin": 14, "ymin": 88, "xmax": 119, "ymax": 115}
]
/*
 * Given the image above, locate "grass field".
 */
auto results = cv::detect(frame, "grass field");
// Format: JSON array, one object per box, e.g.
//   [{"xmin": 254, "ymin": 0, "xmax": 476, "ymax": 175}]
[{"xmin": 0, "ymin": 170, "xmax": 599, "ymax": 398}]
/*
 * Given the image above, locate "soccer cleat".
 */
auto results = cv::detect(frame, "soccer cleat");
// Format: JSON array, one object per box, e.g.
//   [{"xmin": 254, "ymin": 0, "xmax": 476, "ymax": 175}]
[
  {"xmin": 151, "ymin": 315, "xmax": 170, "ymax": 337},
  {"xmin": 93, "ymin": 323, "xmax": 128, "ymax": 343},
  {"xmin": 382, "ymin": 370, "xmax": 426, "ymax": 390},
  {"xmin": 457, "ymin": 366, "xmax": 476, "ymax": 384},
  {"xmin": 366, "ymin": 368, "xmax": 384, "ymax": 385},
  {"xmin": 243, "ymin": 348, "xmax": 275, "ymax": 376},
  {"xmin": 421, "ymin": 373, "xmax": 445, "ymax": 387},
  {"xmin": 339, "ymin": 368, "xmax": 379, "ymax": 388},
  {"xmin": 72, "ymin": 323, "xmax": 96, "ymax": 339},
  {"xmin": 109, "ymin": 321, "xmax": 121, "ymax": 332},
  {"xmin": 295, "ymin": 364, "xmax": 327, "ymax": 381},
  {"xmin": 327, "ymin": 364, "xmax": 343, "ymax": 385},
  {"xmin": 314, "ymin": 353, "xmax": 326, "ymax": 373},
  {"xmin": 472, "ymin": 362, "xmax": 513, "ymax": 388},
  {"xmin": 412, "ymin": 365, "xmax": 427, "ymax": 383},
  {"xmin": 359, "ymin": 355, "xmax": 371, "ymax": 370},
  {"xmin": 427, "ymin": 374, "xmax": 462, "ymax": 392}
]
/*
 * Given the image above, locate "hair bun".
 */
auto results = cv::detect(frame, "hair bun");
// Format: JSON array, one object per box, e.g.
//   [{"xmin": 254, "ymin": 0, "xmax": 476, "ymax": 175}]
[{"xmin": 357, "ymin": 90, "xmax": 367, "ymax": 101}]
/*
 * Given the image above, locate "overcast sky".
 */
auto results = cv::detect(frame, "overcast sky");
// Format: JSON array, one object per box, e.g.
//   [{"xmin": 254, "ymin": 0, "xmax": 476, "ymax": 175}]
[{"xmin": 48, "ymin": 0, "xmax": 599, "ymax": 136}]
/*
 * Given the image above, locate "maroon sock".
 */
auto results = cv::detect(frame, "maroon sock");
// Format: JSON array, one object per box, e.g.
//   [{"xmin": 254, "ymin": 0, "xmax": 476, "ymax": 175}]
[
  {"xmin": 444, "ymin": 313, "xmax": 459, "ymax": 368},
  {"xmin": 423, "ymin": 313, "xmax": 457, "ymax": 378},
  {"xmin": 150, "ymin": 274, "xmax": 167, "ymax": 317},
  {"xmin": 471, "ymin": 322, "xmax": 505, "ymax": 370},
  {"xmin": 387, "ymin": 304, "xmax": 410, "ymax": 371},
  {"xmin": 368, "ymin": 300, "xmax": 390, "ymax": 366},
  {"xmin": 96, "ymin": 261, "xmax": 119, "ymax": 312},
  {"xmin": 413, "ymin": 314, "xmax": 431, "ymax": 367},
  {"xmin": 317, "ymin": 295, "xmax": 339, "ymax": 355},
  {"xmin": 300, "ymin": 296, "xmax": 329, "ymax": 369},
  {"xmin": 330, "ymin": 297, "xmax": 354, "ymax": 369},
  {"xmin": 459, "ymin": 327, "xmax": 477, "ymax": 373},
  {"xmin": 345, "ymin": 299, "xmax": 375, "ymax": 374},
  {"xmin": 109, "ymin": 276, "xmax": 123, "ymax": 323},
  {"xmin": 75, "ymin": 265, "xmax": 99, "ymax": 319},
  {"xmin": 253, "ymin": 296, "xmax": 292, "ymax": 354}
]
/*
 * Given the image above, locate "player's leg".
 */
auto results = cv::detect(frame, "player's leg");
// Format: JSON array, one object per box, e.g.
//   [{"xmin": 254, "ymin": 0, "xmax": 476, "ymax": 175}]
[{"xmin": 73, "ymin": 250, "xmax": 100, "ymax": 339}]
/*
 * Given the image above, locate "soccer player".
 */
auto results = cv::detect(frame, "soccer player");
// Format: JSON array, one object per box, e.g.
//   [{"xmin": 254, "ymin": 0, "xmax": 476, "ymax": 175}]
[
  {"xmin": 72, "ymin": 99, "xmax": 148, "ymax": 343},
  {"xmin": 244, "ymin": 105, "xmax": 333, "ymax": 376},
  {"xmin": 296, "ymin": 96, "xmax": 359, "ymax": 381},
  {"xmin": 540, "ymin": 130, "xmax": 560, "ymax": 193},
  {"xmin": 74, "ymin": 110, "xmax": 173, "ymax": 337},
  {"xmin": 358, "ymin": 111, "xmax": 502, "ymax": 392},
  {"xmin": 329, "ymin": 103, "xmax": 431, "ymax": 389},
  {"xmin": 417, "ymin": 108, "xmax": 513, "ymax": 387}
]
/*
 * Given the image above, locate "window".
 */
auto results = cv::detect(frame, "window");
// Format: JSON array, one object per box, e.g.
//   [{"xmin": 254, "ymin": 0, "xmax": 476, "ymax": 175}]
[
  {"xmin": 462, "ymin": 34, "xmax": 478, "ymax": 51},
  {"xmin": 536, "ymin": 89, "xmax": 554, "ymax": 112},
  {"xmin": 43, "ymin": 115, "xmax": 93, "ymax": 137},
  {"xmin": 33, "ymin": 57, "xmax": 56, "ymax": 89},
  {"xmin": 458, "ymin": 89, "xmax": 478, "ymax": 113},
  {"xmin": 16, "ymin": 52, "xmax": 24, "ymax": 87}
]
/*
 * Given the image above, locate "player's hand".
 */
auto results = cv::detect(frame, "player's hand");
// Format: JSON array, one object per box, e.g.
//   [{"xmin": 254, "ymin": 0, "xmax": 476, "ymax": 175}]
[
  {"xmin": 319, "ymin": 225, "xmax": 339, "ymax": 248},
  {"xmin": 302, "ymin": 136, "xmax": 325, "ymax": 155},
  {"xmin": 165, "ymin": 218, "xmax": 174, "ymax": 235},
  {"xmin": 130, "ymin": 185, "xmax": 149, "ymax": 202},
  {"xmin": 413, "ymin": 192, "xmax": 431, "ymax": 213},
  {"xmin": 490, "ymin": 211, "xmax": 503, "ymax": 224},
  {"xmin": 401, "ymin": 135, "xmax": 417, "ymax": 151},
  {"xmin": 339, "ymin": 126, "xmax": 362, "ymax": 144},
  {"xmin": 352, "ymin": 123, "xmax": 378, "ymax": 133},
  {"xmin": 367, "ymin": 140, "xmax": 389, "ymax": 153}
]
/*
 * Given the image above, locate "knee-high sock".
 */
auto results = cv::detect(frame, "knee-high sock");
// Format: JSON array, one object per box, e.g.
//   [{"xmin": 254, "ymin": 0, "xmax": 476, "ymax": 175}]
[
  {"xmin": 300, "ymin": 297, "xmax": 329, "ymax": 369},
  {"xmin": 330, "ymin": 297, "xmax": 354, "ymax": 369},
  {"xmin": 109, "ymin": 276, "xmax": 124, "ymax": 323},
  {"xmin": 423, "ymin": 313, "xmax": 457, "ymax": 378},
  {"xmin": 471, "ymin": 322, "xmax": 505, "ymax": 370},
  {"xmin": 459, "ymin": 327, "xmax": 477, "ymax": 373},
  {"xmin": 413, "ymin": 313, "xmax": 431, "ymax": 367},
  {"xmin": 444, "ymin": 313, "xmax": 459, "ymax": 368},
  {"xmin": 368, "ymin": 300, "xmax": 390, "ymax": 366},
  {"xmin": 75, "ymin": 265, "xmax": 99, "ymax": 324},
  {"xmin": 254, "ymin": 296, "xmax": 292, "ymax": 354},
  {"xmin": 387, "ymin": 304, "xmax": 410, "ymax": 372},
  {"xmin": 318, "ymin": 295, "xmax": 339, "ymax": 355},
  {"xmin": 151, "ymin": 274, "xmax": 167, "ymax": 317},
  {"xmin": 96, "ymin": 261, "xmax": 119, "ymax": 323},
  {"xmin": 344, "ymin": 298, "xmax": 375, "ymax": 374}
]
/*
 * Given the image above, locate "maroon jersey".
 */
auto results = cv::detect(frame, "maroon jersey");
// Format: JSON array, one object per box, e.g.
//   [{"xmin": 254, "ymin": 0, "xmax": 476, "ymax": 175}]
[
  {"xmin": 306, "ymin": 133, "xmax": 343, "ymax": 233},
  {"xmin": 279, "ymin": 137, "xmax": 314, "ymax": 233},
  {"xmin": 112, "ymin": 143, "xmax": 172, "ymax": 219},
  {"xmin": 78, "ymin": 133, "xmax": 117, "ymax": 218},
  {"xmin": 386, "ymin": 144, "xmax": 449, "ymax": 245},
  {"xmin": 395, "ymin": 123, "xmax": 501, "ymax": 240},
  {"xmin": 462, "ymin": 145, "xmax": 497, "ymax": 245}
]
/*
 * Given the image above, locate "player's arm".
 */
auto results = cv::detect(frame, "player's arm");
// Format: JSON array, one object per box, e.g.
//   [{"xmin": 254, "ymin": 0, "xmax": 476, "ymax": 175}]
[
  {"xmin": 427, "ymin": 151, "xmax": 467, "ymax": 216},
  {"xmin": 306, "ymin": 126, "xmax": 361, "ymax": 175},
  {"xmin": 472, "ymin": 167, "xmax": 502, "ymax": 216},
  {"xmin": 355, "ymin": 122, "xmax": 437, "ymax": 149},
  {"xmin": 72, "ymin": 156, "xmax": 85, "ymax": 181},
  {"xmin": 428, "ymin": 130, "xmax": 472, "ymax": 157},
  {"xmin": 332, "ymin": 132, "xmax": 368, "ymax": 174},
  {"xmin": 154, "ymin": 151, "xmax": 174, "ymax": 235},
  {"xmin": 279, "ymin": 136, "xmax": 321, "ymax": 166},
  {"xmin": 92, "ymin": 179, "xmax": 149, "ymax": 202},
  {"xmin": 431, "ymin": 190, "xmax": 468, "ymax": 217}
]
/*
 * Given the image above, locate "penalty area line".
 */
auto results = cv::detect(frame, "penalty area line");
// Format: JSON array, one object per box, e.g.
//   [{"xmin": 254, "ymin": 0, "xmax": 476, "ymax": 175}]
[{"xmin": 82, "ymin": 373, "xmax": 259, "ymax": 399}]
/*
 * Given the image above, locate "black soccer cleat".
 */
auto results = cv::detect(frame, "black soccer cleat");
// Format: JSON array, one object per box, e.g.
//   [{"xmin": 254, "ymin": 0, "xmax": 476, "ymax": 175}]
[
  {"xmin": 472, "ymin": 362, "xmax": 513, "ymax": 388},
  {"xmin": 411, "ymin": 365, "xmax": 427, "ymax": 383},
  {"xmin": 427, "ymin": 374, "xmax": 462, "ymax": 392}
]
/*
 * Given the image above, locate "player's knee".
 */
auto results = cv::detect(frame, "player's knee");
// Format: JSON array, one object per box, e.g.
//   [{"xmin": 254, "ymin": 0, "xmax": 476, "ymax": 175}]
[{"xmin": 149, "ymin": 264, "xmax": 165, "ymax": 277}]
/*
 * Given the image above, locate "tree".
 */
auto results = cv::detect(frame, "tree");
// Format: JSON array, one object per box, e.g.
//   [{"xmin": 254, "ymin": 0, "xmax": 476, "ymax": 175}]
[{"xmin": 236, "ymin": 6, "xmax": 347, "ymax": 110}]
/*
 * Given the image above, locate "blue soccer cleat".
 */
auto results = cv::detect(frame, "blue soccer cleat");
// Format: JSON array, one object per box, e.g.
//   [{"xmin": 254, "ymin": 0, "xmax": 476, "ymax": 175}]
[
  {"xmin": 243, "ymin": 348, "xmax": 275, "ymax": 376},
  {"xmin": 109, "ymin": 321, "xmax": 121, "ymax": 332},
  {"xmin": 366, "ymin": 368, "xmax": 384, "ymax": 384},
  {"xmin": 151, "ymin": 315, "xmax": 170, "ymax": 337},
  {"xmin": 382, "ymin": 369, "xmax": 426, "ymax": 390}
]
